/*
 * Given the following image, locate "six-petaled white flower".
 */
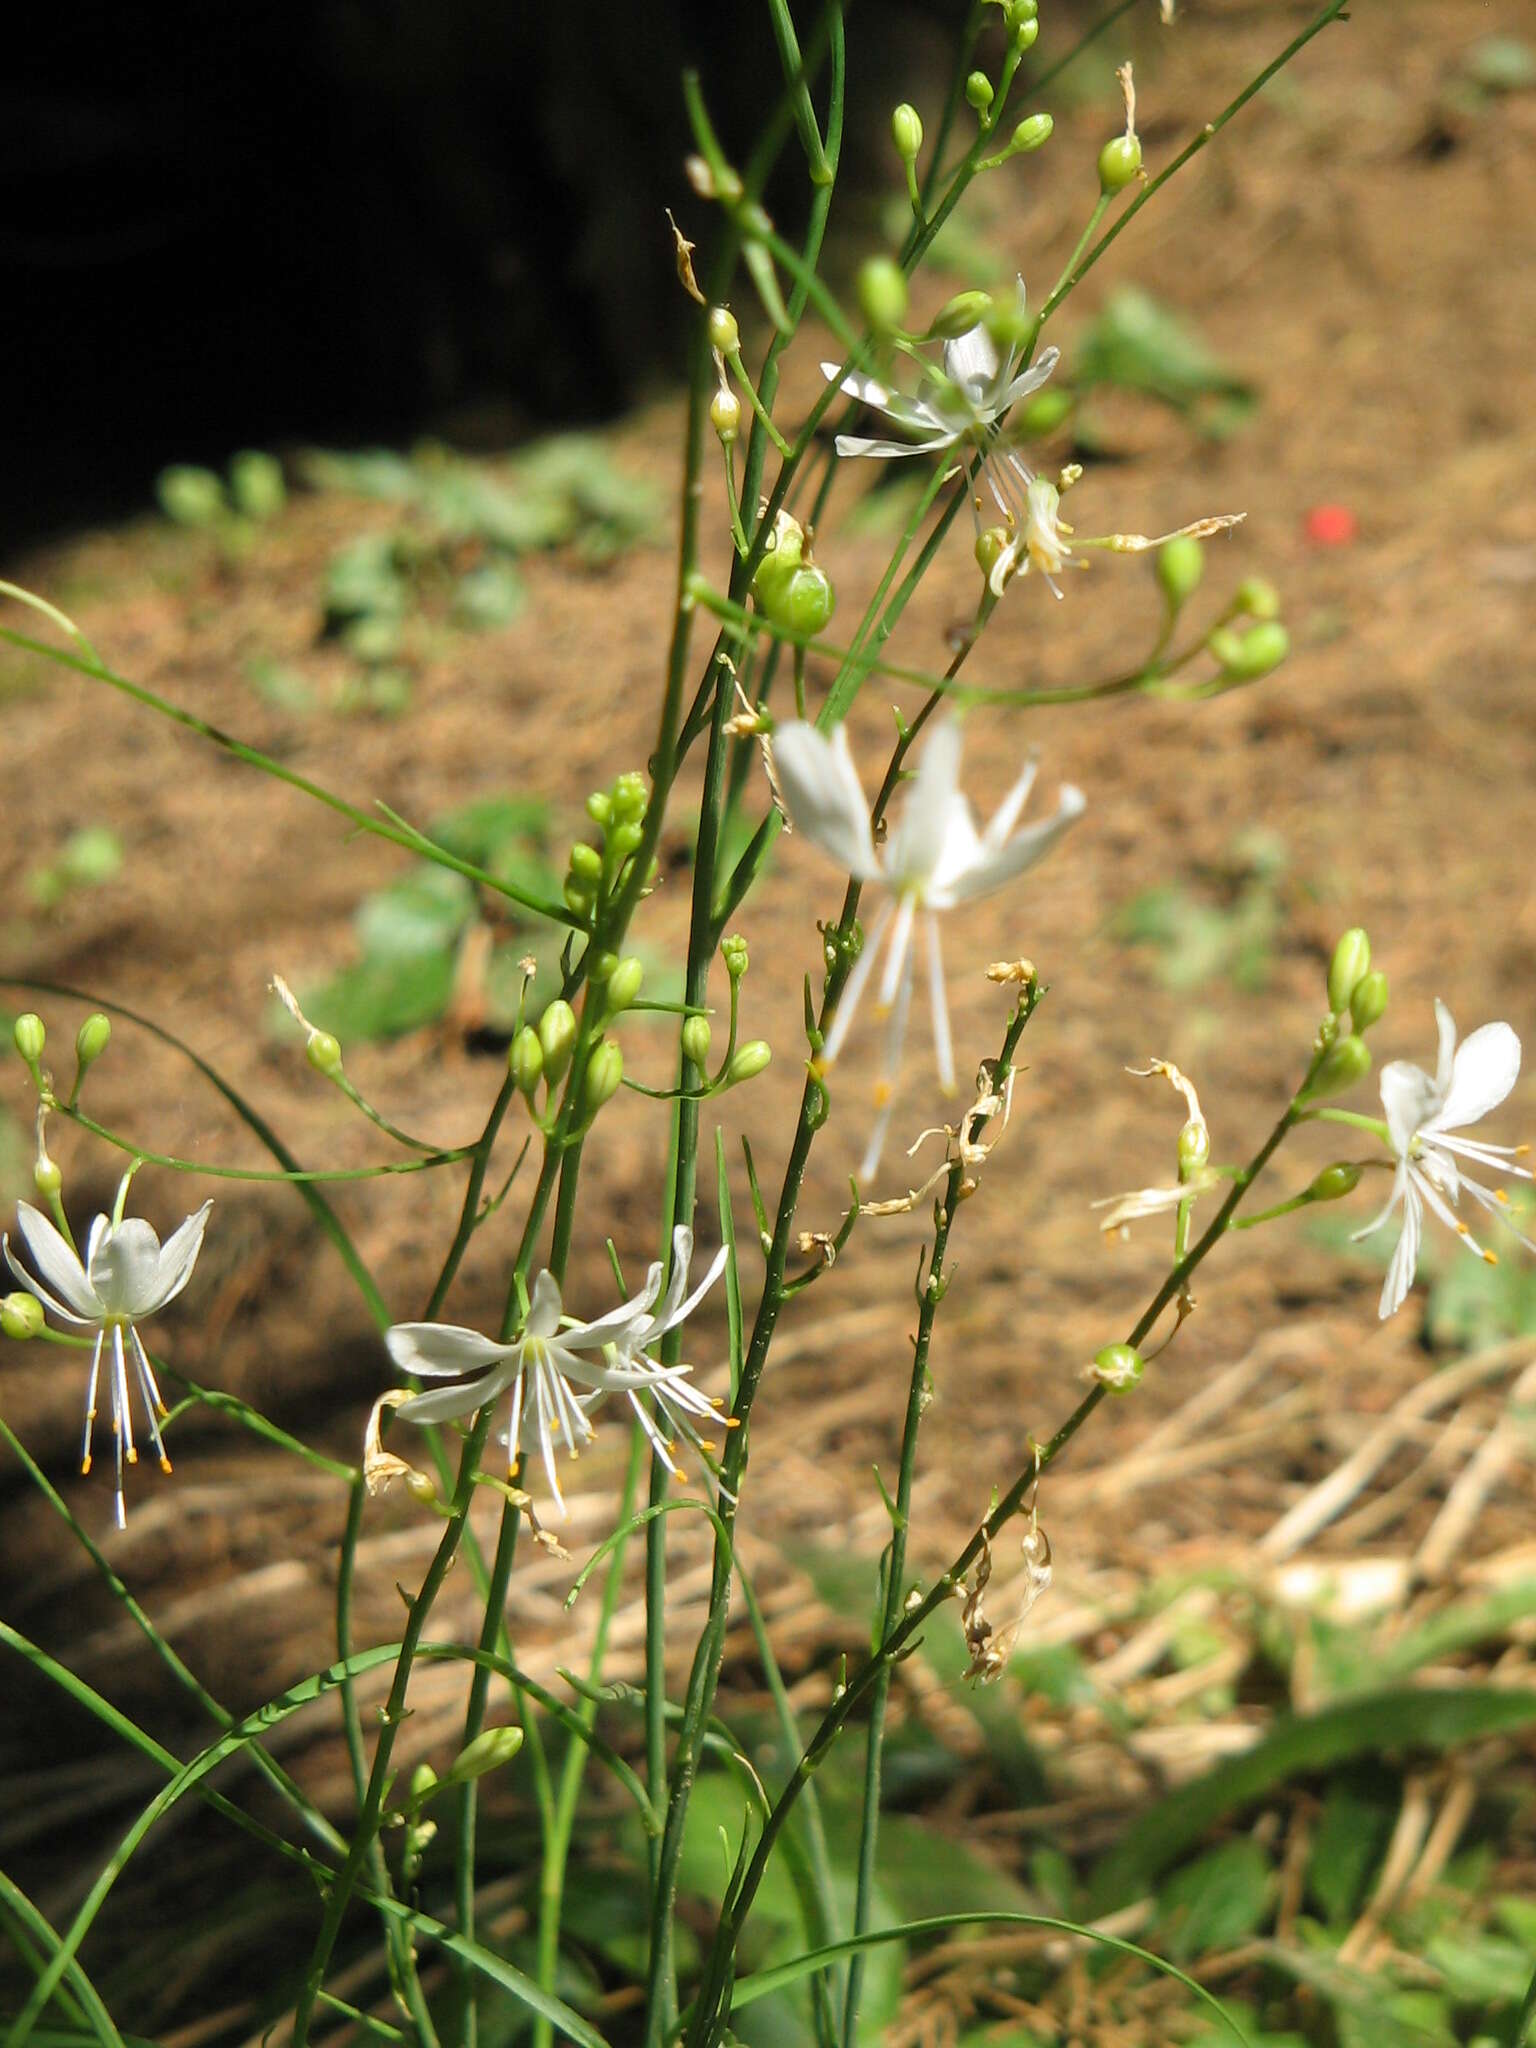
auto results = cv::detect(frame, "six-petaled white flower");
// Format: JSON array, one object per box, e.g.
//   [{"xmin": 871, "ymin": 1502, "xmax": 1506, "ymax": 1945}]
[
  {"xmin": 4, "ymin": 1178, "xmax": 212, "ymax": 1527},
  {"xmin": 386, "ymin": 1226, "xmax": 728, "ymax": 1511},
  {"xmin": 825, "ymin": 280, "xmax": 1058, "ymax": 466},
  {"xmin": 1355, "ymin": 1000, "xmax": 1531, "ymax": 1319},
  {"xmin": 772, "ymin": 714, "xmax": 1084, "ymax": 1179}
]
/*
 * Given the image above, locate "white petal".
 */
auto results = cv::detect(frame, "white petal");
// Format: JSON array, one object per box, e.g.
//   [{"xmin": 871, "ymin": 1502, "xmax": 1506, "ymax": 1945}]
[
  {"xmin": 11, "ymin": 1205, "xmax": 102, "ymax": 1320},
  {"xmin": 823, "ymin": 363, "xmax": 893, "ymax": 408},
  {"xmin": 145, "ymin": 1202, "xmax": 213, "ymax": 1312},
  {"xmin": 940, "ymin": 784, "xmax": 1085, "ymax": 905},
  {"xmin": 879, "ymin": 893, "xmax": 917, "ymax": 1010},
  {"xmin": 1380, "ymin": 1059, "xmax": 1442, "ymax": 1160},
  {"xmin": 87, "ymin": 1219, "xmax": 164, "ymax": 1319},
  {"xmin": 400, "ymin": 1359, "xmax": 519, "ymax": 1426},
  {"xmin": 1433, "ymin": 999, "xmax": 1457, "ymax": 1097},
  {"xmin": 997, "ymin": 345, "xmax": 1061, "ymax": 411},
  {"xmin": 773, "ymin": 722, "xmax": 880, "ymax": 881},
  {"xmin": 519, "ymin": 1269, "xmax": 562, "ymax": 1339},
  {"xmin": 558, "ymin": 1258, "xmax": 666, "ymax": 1349},
  {"xmin": 650, "ymin": 1234, "xmax": 728, "ymax": 1341},
  {"xmin": 981, "ymin": 756, "xmax": 1039, "ymax": 853},
  {"xmin": 887, "ymin": 716, "xmax": 966, "ymax": 888},
  {"xmin": 3, "ymin": 1233, "xmax": 97, "ymax": 1326},
  {"xmin": 926, "ymin": 912, "xmax": 955, "ymax": 1094},
  {"xmin": 822, "ymin": 897, "xmax": 893, "ymax": 1066},
  {"xmin": 386, "ymin": 1323, "xmax": 519, "ymax": 1377},
  {"xmin": 1433, "ymin": 1022, "xmax": 1521, "ymax": 1134},
  {"xmin": 833, "ymin": 433, "xmax": 956, "ymax": 460},
  {"xmin": 943, "ymin": 323, "xmax": 1000, "ymax": 400},
  {"xmin": 1378, "ymin": 1179, "xmax": 1423, "ymax": 1319}
]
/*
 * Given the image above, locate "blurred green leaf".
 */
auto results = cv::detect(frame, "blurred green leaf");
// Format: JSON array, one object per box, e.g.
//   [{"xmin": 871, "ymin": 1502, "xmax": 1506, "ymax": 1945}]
[
  {"xmin": 227, "ymin": 450, "xmax": 286, "ymax": 522},
  {"xmin": 301, "ymin": 948, "xmax": 457, "ymax": 1043},
  {"xmin": 1424, "ymin": 1928, "xmax": 1530, "ymax": 2007},
  {"xmin": 1464, "ymin": 35, "xmax": 1536, "ymax": 93},
  {"xmin": 356, "ymin": 868, "xmax": 476, "ymax": 960},
  {"xmin": 156, "ymin": 465, "xmax": 226, "ymax": 527},
  {"xmin": 324, "ymin": 534, "xmax": 409, "ymax": 626},
  {"xmin": 1306, "ymin": 1771, "xmax": 1395, "ymax": 1925},
  {"xmin": 1074, "ymin": 288, "xmax": 1257, "ymax": 438},
  {"xmin": 1158, "ymin": 1839, "xmax": 1272, "ymax": 1963},
  {"xmin": 453, "ymin": 561, "xmax": 529, "ymax": 630},
  {"xmin": 28, "ymin": 827, "xmax": 125, "ymax": 909},
  {"xmin": 244, "ymin": 658, "xmax": 315, "ymax": 712}
]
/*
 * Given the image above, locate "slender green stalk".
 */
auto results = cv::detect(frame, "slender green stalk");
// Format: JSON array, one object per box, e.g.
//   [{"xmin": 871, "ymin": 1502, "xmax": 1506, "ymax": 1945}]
[
  {"xmin": 452, "ymin": 1502, "xmax": 522, "ymax": 2048},
  {"xmin": 841, "ymin": 989, "xmax": 1042, "ymax": 2043},
  {"xmin": 51, "ymin": 1103, "xmax": 470, "ymax": 1180}
]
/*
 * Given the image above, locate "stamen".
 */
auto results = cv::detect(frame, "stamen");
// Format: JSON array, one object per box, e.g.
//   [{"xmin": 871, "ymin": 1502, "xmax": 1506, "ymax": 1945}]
[
  {"xmin": 1484, "ymin": 1249, "xmax": 1499, "ymax": 1265},
  {"xmin": 874, "ymin": 1080, "xmax": 894, "ymax": 1108}
]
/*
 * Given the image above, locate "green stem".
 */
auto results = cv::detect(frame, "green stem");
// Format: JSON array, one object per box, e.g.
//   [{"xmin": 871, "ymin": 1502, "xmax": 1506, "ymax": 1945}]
[
  {"xmin": 51, "ymin": 1101, "xmax": 470, "ymax": 1180},
  {"xmin": 840, "ymin": 989, "xmax": 1041, "ymax": 2043},
  {"xmin": 1299, "ymin": 1106, "xmax": 1389, "ymax": 1141}
]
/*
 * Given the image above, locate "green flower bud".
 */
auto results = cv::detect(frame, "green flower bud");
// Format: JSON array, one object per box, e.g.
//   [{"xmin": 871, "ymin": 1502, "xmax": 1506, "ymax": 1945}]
[
  {"xmin": 722, "ymin": 934, "xmax": 749, "ymax": 979},
  {"xmin": 707, "ymin": 306, "xmax": 739, "ymax": 355},
  {"xmin": 724, "ymin": 1040, "xmax": 772, "ymax": 1086},
  {"xmin": 983, "ymin": 295, "xmax": 1032, "ymax": 355},
  {"xmin": 1007, "ymin": 0, "xmax": 1039, "ymax": 21},
  {"xmin": 782, "ymin": 565, "xmax": 836, "ymax": 638},
  {"xmin": 965, "ymin": 70, "xmax": 994, "ymax": 114},
  {"xmin": 228, "ymin": 449, "xmax": 286, "ymax": 522},
  {"xmin": 74, "ymin": 1013, "xmax": 112, "ymax": 1069},
  {"xmin": 856, "ymin": 254, "xmax": 908, "ymax": 337},
  {"xmin": 1350, "ymin": 970, "xmax": 1390, "ymax": 1035},
  {"xmin": 975, "ymin": 526, "xmax": 1011, "ymax": 583},
  {"xmin": 538, "ymin": 1000, "xmax": 578, "ymax": 1085},
  {"xmin": 306, "ymin": 1030, "xmax": 343, "ymax": 1076},
  {"xmin": 34, "ymin": 1157, "xmax": 62, "ymax": 1198},
  {"xmin": 568, "ymin": 842, "xmax": 603, "ymax": 884},
  {"xmin": 1092, "ymin": 1343, "xmax": 1144, "ymax": 1393},
  {"xmin": 891, "ymin": 103, "xmax": 923, "ymax": 163},
  {"xmin": 583, "ymin": 1040, "xmax": 624, "ymax": 1112},
  {"xmin": 1235, "ymin": 575, "xmax": 1281, "ymax": 621},
  {"xmin": 510, "ymin": 1026, "xmax": 543, "ymax": 1097},
  {"xmin": 445, "ymin": 1724, "xmax": 524, "ymax": 1785},
  {"xmin": 681, "ymin": 1015, "xmax": 713, "ymax": 1069},
  {"xmin": 1216, "ymin": 620, "xmax": 1289, "ymax": 681},
  {"xmin": 408, "ymin": 1762, "xmax": 439, "ymax": 1805},
  {"xmin": 1300, "ymin": 1033, "xmax": 1371, "ymax": 1103},
  {"xmin": 1098, "ymin": 133, "xmax": 1143, "ymax": 193},
  {"xmin": 13, "ymin": 1014, "xmax": 45, "ymax": 1064},
  {"xmin": 1306, "ymin": 1162, "xmax": 1363, "ymax": 1204},
  {"xmin": 2, "ymin": 1293, "xmax": 45, "ymax": 1340},
  {"xmin": 1156, "ymin": 533, "xmax": 1205, "ymax": 608},
  {"xmin": 1011, "ymin": 15, "xmax": 1040, "ymax": 52},
  {"xmin": 586, "ymin": 790, "xmax": 613, "ymax": 827},
  {"xmin": 588, "ymin": 951, "xmax": 618, "ymax": 984},
  {"xmin": 709, "ymin": 387, "xmax": 742, "ymax": 443},
  {"xmin": 1017, "ymin": 387, "xmax": 1073, "ymax": 437},
  {"xmin": 1010, "ymin": 112, "xmax": 1053, "ymax": 154},
  {"xmin": 610, "ymin": 772, "xmax": 649, "ymax": 823},
  {"xmin": 608, "ymin": 819, "xmax": 644, "ymax": 860},
  {"xmin": 928, "ymin": 290, "xmax": 993, "ymax": 340},
  {"xmin": 564, "ymin": 876, "xmax": 596, "ymax": 916},
  {"xmin": 1177, "ymin": 1119, "xmax": 1210, "ymax": 1174},
  {"xmin": 1327, "ymin": 928, "xmax": 1372, "ymax": 1014},
  {"xmin": 606, "ymin": 957, "xmax": 644, "ymax": 1012}
]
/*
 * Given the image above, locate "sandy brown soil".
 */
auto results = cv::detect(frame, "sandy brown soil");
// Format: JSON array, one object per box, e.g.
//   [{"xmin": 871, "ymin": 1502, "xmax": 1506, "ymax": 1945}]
[{"xmin": 3, "ymin": 1, "xmax": 1536, "ymax": 2039}]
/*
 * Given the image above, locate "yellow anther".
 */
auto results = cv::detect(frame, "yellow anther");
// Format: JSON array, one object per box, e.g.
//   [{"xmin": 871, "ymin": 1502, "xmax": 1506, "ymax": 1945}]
[
  {"xmin": 159, "ymin": 1454, "xmax": 173, "ymax": 1474},
  {"xmin": 874, "ymin": 1080, "xmax": 894, "ymax": 1108},
  {"xmin": 81, "ymin": 1454, "xmax": 92, "ymax": 1475},
  {"xmin": 726, "ymin": 1415, "xmax": 742, "ymax": 1429},
  {"xmin": 1484, "ymin": 1249, "xmax": 1499, "ymax": 1266},
  {"xmin": 127, "ymin": 1447, "xmax": 139, "ymax": 1465},
  {"xmin": 1455, "ymin": 1221, "xmax": 1469, "ymax": 1235},
  {"xmin": 1496, "ymin": 1189, "xmax": 1510, "ymax": 1204},
  {"xmin": 698, "ymin": 1438, "xmax": 717, "ymax": 1453}
]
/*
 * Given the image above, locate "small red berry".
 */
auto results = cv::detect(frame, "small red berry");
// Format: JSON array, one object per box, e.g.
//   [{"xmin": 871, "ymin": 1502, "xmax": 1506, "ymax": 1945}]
[{"xmin": 1304, "ymin": 503, "xmax": 1358, "ymax": 547}]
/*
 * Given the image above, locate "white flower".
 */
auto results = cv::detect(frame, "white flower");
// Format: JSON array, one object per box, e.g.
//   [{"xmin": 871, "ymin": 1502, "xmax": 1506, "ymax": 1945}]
[
  {"xmin": 1355, "ymin": 1000, "xmax": 1532, "ymax": 1319},
  {"xmin": 386, "ymin": 1226, "xmax": 729, "ymax": 1511},
  {"xmin": 4, "ymin": 1178, "xmax": 212, "ymax": 1527},
  {"xmin": 824, "ymin": 279, "xmax": 1058, "ymax": 463},
  {"xmin": 985, "ymin": 477, "xmax": 1080, "ymax": 599},
  {"xmin": 772, "ymin": 714, "xmax": 1084, "ymax": 1178}
]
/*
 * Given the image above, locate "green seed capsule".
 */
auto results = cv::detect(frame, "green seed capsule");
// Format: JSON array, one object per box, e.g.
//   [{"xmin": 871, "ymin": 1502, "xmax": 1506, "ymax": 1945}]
[
  {"xmin": 1221, "ymin": 621, "xmax": 1290, "ymax": 681},
  {"xmin": 975, "ymin": 527, "xmax": 1011, "ymax": 582},
  {"xmin": 928, "ymin": 290, "xmax": 993, "ymax": 340},
  {"xmin": 1011, "ymin": 112, "xmax": 1053, "ymax": 154},
  {"xmin": 724, "ymin": 1040, "xmax": 772, "ymax": 1086},
  {"xmin": 707, "ymin": 306, "xmax": 739, "ymax": 355},
  {"xmin": 681, "ymin": 1016, "xmax": 712, "ymax": 1069},
  {"xmin": 1301, "ymin": 1033, "xmax": 1372, "ymax": 1103},
  {"xmin": 1156, "ymin": 533, "xmax": 1205, "ymax": 608},
  {"xmin": 709, "ymin": 387, "xmax": 741, "ymax": 443},
  {"xmin": 1, "ymin": 1293, "xmax": 45, "ymax": 1340},
  {"xmin": 783, "ymin": 565, "xmax": 836, "ymax": 637},
  {"xmin": 13, "ymin": 1014, "xmax": 45, "ymax": 1064},
  {"xmin": 606, "ymin": 957, "xmax": 644, "ymax": 1013},
  {"xmin": 306, "ymin": 1030, "xmax": 343, "ymax": 1076},
  {"xmin": 1098, "ymin": 134, "xmax": 1143, "ymax": 193},
  {"xmin": 538, "ymin": 1000, "xmax": 578, "ymax": 1084},
  {"xmin": 1092, "ymin": 1343, "xmax": 1144, "ymax": 1393},
  {"xmin": 74, "ymin": 1012, "xmax": 112, "ymax": 1068},
  {"xmin": 1306, "ymin": 1162, "xmax": 1363, "ymax": 1204},
  {"xmin": 510, "ymin": 1026, "xmax": 543, "ymax": 1097},
  {"xmin": 34, "ymin": 1158, "xmax": 62, "ymax": 1198},
  {"xmin": 1327, "ymin": 928, "xmax": 1372, "ymax": 1014},
  {"xmin": 583, "ymin": 1041, "xmax": 624, "ymax": 1112},
  {"xmin": 891, "ymin": 103, "xmax": 923, "ymax": 163},
  {"xmin": 1235, "ymin": 575, "xmax": 1281, "ymax": 621},
  {"xmin": 857, "ymin": 254, "xmax": 908, "ymax": 337},
  {"xmin": 1177, "ymin": 1118, "xmax": 1210, "ymax": 1174},
  {"xmin": 1350, "ymin": 970, "xmax": 1390, "ymax": 1034}
]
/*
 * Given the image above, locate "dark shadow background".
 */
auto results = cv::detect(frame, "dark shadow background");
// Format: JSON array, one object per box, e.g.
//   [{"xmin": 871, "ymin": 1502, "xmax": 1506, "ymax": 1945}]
[{"xmin": 2, "ymin": 0, "xmax": 949, "ymax": 551}]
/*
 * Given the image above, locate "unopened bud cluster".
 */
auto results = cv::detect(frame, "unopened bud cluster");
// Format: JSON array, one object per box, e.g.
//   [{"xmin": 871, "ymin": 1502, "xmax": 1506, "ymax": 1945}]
[{"xmin": 569, "ymin": 771, "xmax": 655, "ymax": 921}]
